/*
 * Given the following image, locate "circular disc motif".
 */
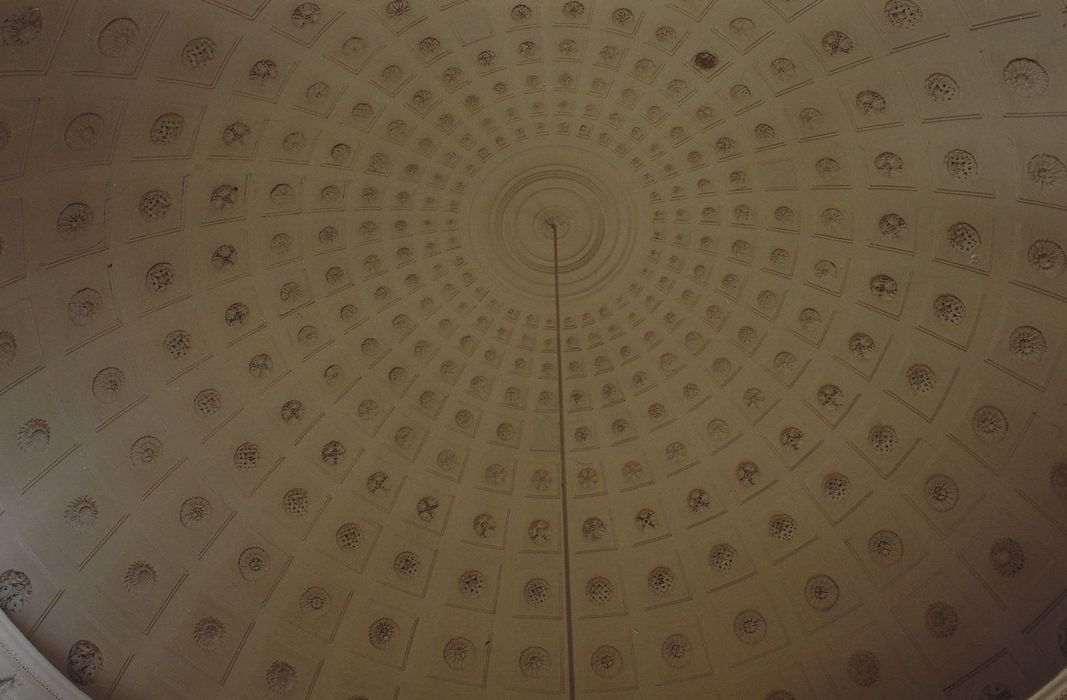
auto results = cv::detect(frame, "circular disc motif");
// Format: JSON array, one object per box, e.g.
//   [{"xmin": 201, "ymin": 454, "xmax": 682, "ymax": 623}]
[{"xmin": 468, "ymin": 145, "xmax": 641, "ymax": 300}]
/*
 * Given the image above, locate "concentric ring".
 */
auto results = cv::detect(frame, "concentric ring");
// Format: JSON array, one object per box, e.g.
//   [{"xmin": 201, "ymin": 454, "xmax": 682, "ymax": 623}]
[{"xmin": 467, "ymin": 142, "xmax": 641, "ymax": 301}]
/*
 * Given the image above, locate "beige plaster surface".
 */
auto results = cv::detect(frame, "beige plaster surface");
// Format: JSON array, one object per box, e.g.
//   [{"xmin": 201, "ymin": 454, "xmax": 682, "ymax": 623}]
[{"xmin": 0, "ymin": 0, "xmax": 1066, "ymax": 698}]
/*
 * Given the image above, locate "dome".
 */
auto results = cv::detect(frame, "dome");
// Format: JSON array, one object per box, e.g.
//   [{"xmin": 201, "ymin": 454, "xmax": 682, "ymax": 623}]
[{"xmin": 0, "ymin": 0, "xmax": 1066, "ymax": 698}]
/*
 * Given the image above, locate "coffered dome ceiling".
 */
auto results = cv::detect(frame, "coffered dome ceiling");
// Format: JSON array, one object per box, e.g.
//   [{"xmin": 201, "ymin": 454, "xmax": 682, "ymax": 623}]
[{"xmin": 1, "ymin": 0, "xmax": 1066, "ymax": 698}]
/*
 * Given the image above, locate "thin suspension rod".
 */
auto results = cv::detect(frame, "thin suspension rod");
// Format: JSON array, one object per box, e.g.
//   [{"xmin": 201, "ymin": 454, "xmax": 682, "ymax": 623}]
[{"xmin": 550, "ymin": 222, "xmax": 577, "ymax": 700}]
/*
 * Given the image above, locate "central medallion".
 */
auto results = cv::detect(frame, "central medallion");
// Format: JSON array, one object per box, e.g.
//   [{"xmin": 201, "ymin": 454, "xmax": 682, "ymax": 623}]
[
  {"xmin": 535, "ymin": 206, "xmax": 572, "ymax": 241},
  {"xmin": 467, "ymin": 143, "xmax": 640, "ymax": 301}
]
